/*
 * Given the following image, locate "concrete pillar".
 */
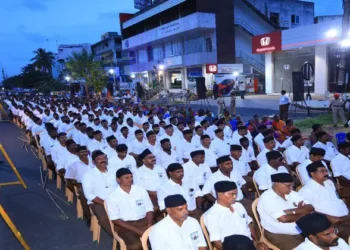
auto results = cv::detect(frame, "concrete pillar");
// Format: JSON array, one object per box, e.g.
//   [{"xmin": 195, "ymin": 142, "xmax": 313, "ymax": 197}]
[
  {"xmin": 182, "ymin": 67, "xmax": 187, "ymax": 89},
  {"xmin": 265, "ymin": 53, "xmax": 274, "ymax": 94},
  {"xmin": 314, "ymin": 44, "xmax": 328, "ymax": 95}
]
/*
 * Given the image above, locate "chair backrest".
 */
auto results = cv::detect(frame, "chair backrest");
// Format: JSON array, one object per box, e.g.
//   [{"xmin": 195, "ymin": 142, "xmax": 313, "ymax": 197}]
[
  {"xmin": 253, "ymin": 179, "xmax": 261, "ymax": 197},
  {"xmin": 103, "ymin": 202, "xmax": 127, "ymax": 250},
  {"xmin": 141, "ymin": 225, "xmax": 153, "ymax": 250},
  {"xmin": 295, "ymin": 165, "xmax": 303, "ymax": 186},
  {"xmin": 200, "ymin": 215, "xmax": 214, "ymax": 250},
  {"xmin": 348, "ymin": 236, "xmax": 350, "ymax": 245},
  {"xmin": 335, "ymin": 132, "xmax": 347, "ymax": 144}
]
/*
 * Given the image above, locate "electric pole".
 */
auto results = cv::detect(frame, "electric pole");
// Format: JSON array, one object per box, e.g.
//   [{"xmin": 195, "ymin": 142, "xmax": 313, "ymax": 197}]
[{"xmin": 338, "ymin": 0, "xmax": 350, "ymax": 92}]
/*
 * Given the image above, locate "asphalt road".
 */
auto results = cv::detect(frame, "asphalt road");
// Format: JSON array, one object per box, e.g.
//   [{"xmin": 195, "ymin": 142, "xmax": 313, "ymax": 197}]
[{"xmin": 0, "ymin": 122, "xmax": 112, "ymax": 250}]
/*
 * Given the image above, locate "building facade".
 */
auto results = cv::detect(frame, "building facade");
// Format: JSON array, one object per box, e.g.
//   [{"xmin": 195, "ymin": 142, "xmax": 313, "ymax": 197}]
[{"xmin": 120, "ymin": 0, "xmax": 315, "ymax": 91}]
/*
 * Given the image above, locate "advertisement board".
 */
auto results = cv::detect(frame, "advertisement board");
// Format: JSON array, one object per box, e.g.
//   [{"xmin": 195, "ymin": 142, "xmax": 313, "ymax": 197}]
[
  {"xmin": 252, "ymin": 31, "xmax": 282, "ymax": 54},
  {"xmin": 215, "ymin": 74, "xmax": 236, "ymax": 97}
]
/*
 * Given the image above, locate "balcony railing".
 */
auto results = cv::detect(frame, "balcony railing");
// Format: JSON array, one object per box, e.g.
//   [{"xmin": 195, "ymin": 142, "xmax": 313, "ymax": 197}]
[{"xmin": 236, "ymin": 50, "xmax": 265, "ymax": 75}]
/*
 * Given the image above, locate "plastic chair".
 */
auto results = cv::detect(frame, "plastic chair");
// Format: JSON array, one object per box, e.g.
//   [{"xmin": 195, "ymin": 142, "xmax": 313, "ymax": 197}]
[
  {"xmin": 295, "ymin": 166, "xmax": 303, "ymax": 190},
  {"xmin": 104, "ymin": 202, "xmax": 127, "ymax": 250},
  {"xmin": 141, "ymin": 226, "xmax": 153, "ymax": 250},
  {"xmin": 89, "ymin": 207, "xmax": 101, "ymax": 244},
  {"xmin": 252, "ymin": 198, "xmax": 280, "ymax": 250},
  {"xmin": 199, "ymin": 215, "xmax": 214, "ymax": 250},
  {"xmin": 253, "ymin": 179, "xmax": 261, "ymax": 197},
  {"xmin": 335, "ymin": 132, "xmax": 347, "ymax": 144},
  {"xmin": 74, "ymin": 186, "xmax": 83, "ymax": 220}
]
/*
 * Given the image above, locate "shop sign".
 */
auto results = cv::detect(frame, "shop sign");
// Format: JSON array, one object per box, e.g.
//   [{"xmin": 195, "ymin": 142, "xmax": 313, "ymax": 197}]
[
  {"xmin": 217, "ymin": 64, "xmax": 243, "ymax": 74},
  {"xmin": 206, "ymin": 64, "xmax": 218, "ymax": 74},
  {"xmin": 252, "ymin": 31, "xmax": 282, "ymax": 54}
]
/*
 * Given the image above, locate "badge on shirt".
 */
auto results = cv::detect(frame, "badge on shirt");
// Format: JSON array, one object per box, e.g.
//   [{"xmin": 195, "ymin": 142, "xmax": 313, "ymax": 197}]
[
  {"xmin": 125, "ymin": 165, "xmax": 131, "ymax": 170},
  {"xmin": 190, "ymin": 231, "xmax": 199, "ymax": 243},
  {"xmin": 136, "ymin": 199, "xmax": 144, "ymax": 207},
  {"xmin": 158, "ymin": 172, "xmax": 164, "ymax": 178},
  {"xmin": 188, "ymin": 188, "xmax": 194, "ymax": 197},
  {"xmin": 176, "ymin": 157, "xmax": 180, "ymax": 162},
  {"xmin": 203, "ymin": 172, "xmax": 207, "ymax": 180}
]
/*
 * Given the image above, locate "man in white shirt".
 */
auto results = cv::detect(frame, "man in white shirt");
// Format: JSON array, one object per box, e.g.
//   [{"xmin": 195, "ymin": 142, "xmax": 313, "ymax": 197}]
[
  {"xmin": 285, "ymin": 135, "xmax": 310, "ymax": 167},
  {"xmin": 160, "ymin": 124, "xmax": 181, "ymax": 151},
  {"xmin": 87, "ymin": 130, "xmax": 108, "ymax": 152},
  {"xmin": 282, "ymin": 128, "xmax": 301, "ymax": 149},
  {"xmin": 202, "ymin": 155, "xmax": 253, "ymax": 218},
  {"xmin": 149, "ymin": 194, "xmax": 207, "ymax": 250},
  {"xmin": 313, "ymin": 131, "xmax": 338, "ymax": 163},
  {"xmin": 254, "ymin": 125, "xmax": 268, "ymax": 151},
  {"xmin": 82, "ymin": 150, "xmax": 118, "ymax": 236},
  {"xmin": 157, "ymin": 163, "xmax": 203, "ymax": 221},
  {"xmin": 198, "ymin": 135, "xmax": 218, "ymax": 171},
  {"xmin": 240, "ymin": 137, "xmax": 259, "ymax": 171},
  {"xmin": 210, "ymin": 129, "xmax": 230, "ymax": 157},
  {"xmin": 295, "ymin": 213, "xmax": 350, "ymax": 250},
  {"xmin": 159, "ymin": 138, "xmax": 182, "ymax": 169},
  {"xmin": 51, "ymin": 132, "xmax": 71, "ymax": 175},
  {"xmin": 253, "ymin": 151, "xmax": 289, "ymax": 193},
  {"xmin": 204, "ymin": 181, "xmax": 267, "ymax": 250},
  {"xmin": 105, "ymin": 168, "xmax": 154, "ymax": 250},
  {"xmin": 229, "ymin": 145, "xmax": 253, "ymax": 190},
  {"xmin": 257, "ymin": 173, "xmax": 314, "ymax": 250},
  {"xmin": 128, "ymin": 129, "xmax": 147, "ymax": 160},
  {"xmin": 118, "ymin": 126, "xmax": 131, "ymax": 146},
  {"xmin": 297, "ymin": 147, "xmax": 327, "ymax": 185},
  {"xmin": 279, "ymin": 90, "xmax": 291, "ymax": 121},
  {"xmin": 331, "ymin": 142, "xmax": 350, "ymax": 203},
  {"xmin": 103, "ymin": 135, "xmax": 118, "ymax": 159},
  {"xmin": 179, "ymin": 129, "xmax": 195, "ymax": 163},
  {"xmin": 299, "ymin": 161, "xmax": 350, "ymax": 240},
  {"xmin": 109, "ymin": 144, "xmax": 137, "ymax": 173},
  {"xmin": 257, "ymin": 136, "xmax": 276, "ymax": 167}
]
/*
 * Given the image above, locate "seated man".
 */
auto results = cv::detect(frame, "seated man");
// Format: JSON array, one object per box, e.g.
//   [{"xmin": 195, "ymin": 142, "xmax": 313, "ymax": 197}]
[
  {"xmin": 157, "ymin": 163, "xmax": 203, "ymax": 221},
  {"xmin": 312, "ymin": 131, "xmax": 338, "ymax": 163},
  {"xmin": 256, "ymin": 136, "xmax": 276, "ymax": 167},
  {"xmin": 296, "ymin": 213, "xmax": 349, "ymax": 250},
  {"xmin": 183, "ymin": 150, "xmax": 212, "ymax": 188},
  {"xmin": 281, "ymin": 128, "xmax": 301, "ymax": 149},
  {"xmin": 105, "ymin": 168, "xmax": 154, "ymax": 250},
  {"xmin": 82, "ymin": 150, "xmax": 118, "ymax": 236},
  {"xmin": 298, "ymin": 161, "xmax": 350, "ymax": 240},
  {"xmin": 297, "ymin": 147, "xmax": 328, "ymax": 185},
  {"xmin": 253, "ymin": 151, "xmax": 289, "ymax": 193},
  {"xmin": 223, "ymin": 235, "xmax": 268, "ymax": 250},
  {"xmin": 272, "ymin": 115, "xmax": 287, "ymax": 142},
  {"xmin": 240, "ymin": 136, "xmax": 259, "ymax": 171},
  {"xmin": 257, "ymin": 173, "xmax": 314, "ymax": 250},
  {"xmin": 204, "ymin": 181, "xmax": 267, "ymax": 250},
  {"xmin": 202, "ymin": 156, "xmax": 253, "ymax": 218},
  {"xmin": 331, "ymin": 142, "xmax": 350, "ymax": 208},
  {"xmin": 149, "ymin": 194, "xmax": 207, "ymax": 250},
  {"xmin": 108, "ymin": 144, "xmax": 137, "ymax": 174},
  {"xmin": 285, "ymin": 135, "xmax": 310, "ymax": 168}
]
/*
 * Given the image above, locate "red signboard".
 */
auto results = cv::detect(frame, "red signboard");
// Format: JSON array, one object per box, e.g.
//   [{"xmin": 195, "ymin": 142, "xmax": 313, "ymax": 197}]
[
  {"xmin": 206, "ymin": 64, "xmax": 218, "ymax": 74},
  {"xmin": 252, "ymin": 31, "xmax": 282, "ymax": 54}
]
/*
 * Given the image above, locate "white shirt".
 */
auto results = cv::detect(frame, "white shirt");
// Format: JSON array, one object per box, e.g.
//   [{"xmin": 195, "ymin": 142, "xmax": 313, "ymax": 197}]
[
  {"xmin": 103, "ymin": 145, "xmax": 117, "ymax": 159},
  {"xmin": 87, "ymin": 139, "xmax": 108, "ymax": 152},
  {"xmin": 108, "ymin": 155, "xmax": 137, "ymax": 174},
  {"xmin": 297, "ymin": 160, "xmax": 330, "ymax": 185},
  {"xmin": 179, "ymin": 139, "xmax": 195, "ymax": 160},
  {"xmin": 41, "ymin": 136, "xmax": 56, "ymax": 156},
  {"xmin": 254, "ymin": 133, "xmax": 264, "ymax": 151},
  {"xmin": 282, "ymin": 137, "xmax": 293, "ymax": 149},
  {"xmin": 157, "ymin": 179, "xmax": 202, "ymax": 211},
  {"xmin": 160, "ymin": 133, "xmax": 182, "ymax": 151},
  {"xmin": 159, "ymin": 149, "xmax": 182, "ymax": 169},
  {"xmin": 285, "ymin": 145, "xmax": 310, "ymax": 165},
  {"xmin": 129, "ymin": 139, "xmax": 147, "ymax": 155},
  {"xmin": 202, "ymin": 170, "xmax": 246, "ymax": 201},
  {"xmin": 299, "ymin": 179, "xmax": 349, "ymax": 217},
  {"xmin": 105, "ymin": 185, "xmax": 153, "ymax": 221},
  {"xmin": 242, "ymin": 146, "xmax": 256, "ymax": 163},
  {"xmin": 331, "ymin": 153, "xmax": 350, "ymax": 179},
  {"xmin": 313, "ymin": 142, "xmax": 338, "ymax": 161},
  {"xmin": 204, "ymin": 202, "xmax": 253, "ymax": 242},
  {"xmin": 256, "ymin": 148, "xmax": 271, "ymax": 166},
  {"xmin": 182, "ymin": 160, "xmax": 212, "ymax": 186},
  {"xmin": 149, "ymin": 215, "xmax": 207, "ymax": 250},
  {"xmin": 230, "ymin": 156, "xmax": 251, "ymax": 176},
  {"xmin": 82, "ymin": 167, "xmax": 118, "ymax": 204},
  {"xmin": 210, "ymin": 138, "xmax": 230, "ymax": 157},
  {"xmin": 134, "ymin": 165, "xmax": 168, "ymax": 192},
  {"xmin": 199, "ymin": 146, "xmax": 218, "ymax": 168},
  {"xmin": 65, "ymin": 159, "xmax": 95, "ymax": 183},
  {"xmin": 295, "ymin": 238, "xmax": 350, "ymax": 250},
  {"xmin": 258, "ymin": 189, "xmax": 306, "ymax": 235},
  {"xmin": 253, "ymin": 164, "xmax": 289, "ymax": 191},
  {"xmin": 51, "ymin": 143, "xmax": 70, "ymax": 168},
  {"xmin": 280, "ymin": 94, "xmax": 291, "ymax": 105},
  {"xmin": 58, "ymin": 152, "xmax": 79, "ymax": 171}
]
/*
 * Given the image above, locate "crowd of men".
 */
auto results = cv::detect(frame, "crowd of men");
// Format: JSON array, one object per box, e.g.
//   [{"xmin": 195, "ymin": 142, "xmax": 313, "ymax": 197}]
[{"xmin": 3, "ymin": 95, "xmax": 350, "ymax": 250}]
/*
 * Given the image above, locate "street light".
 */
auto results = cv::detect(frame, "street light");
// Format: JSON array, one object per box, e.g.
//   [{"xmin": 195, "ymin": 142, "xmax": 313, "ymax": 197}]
[
  {"xmin": 109, "ymin": 69, "xmax": 115, "ymax": 74},
  {"xmin": 233, "ymin": 71, "xmax": 239, "ymax": 77},
  {"xmin": 341, "ymin": 39, "xmax": 350, "ymax": 47},
  {"xmin": 158, "ymin": 65, "xmax": 165, "ymax": 70},
  {"xmin": 65, "ymin": 76, "xmax": 71, "ymax": 81},
  {"xmin": 131, "ymin": 74, "xmax": 136, "ymax": 78},
  {"xmin": 326, "ymin": 29, "xmax": 338, "ymax": 38}
]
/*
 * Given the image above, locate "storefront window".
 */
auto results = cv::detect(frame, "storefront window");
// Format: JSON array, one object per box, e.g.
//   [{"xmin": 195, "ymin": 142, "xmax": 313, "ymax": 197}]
[
  {"xmin": 187, "ymin": 67, "xmax": 203, "ymax": 90},
  {"xmin": 170, "ymin": 71, "xmax": 182, "ymax": 89}
]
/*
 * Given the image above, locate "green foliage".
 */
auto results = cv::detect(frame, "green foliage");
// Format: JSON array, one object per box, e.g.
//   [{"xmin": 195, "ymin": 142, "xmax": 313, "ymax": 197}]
[
  {"xmin": 294, "ymin": 114, "xmax": 333, "ymax": 130},
  {"xmin": 31, "ymin": 48, "xmax": 55, "ymax": 75}
]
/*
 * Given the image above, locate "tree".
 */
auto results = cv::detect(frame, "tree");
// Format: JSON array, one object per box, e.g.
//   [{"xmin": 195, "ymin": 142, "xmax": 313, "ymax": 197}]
[
  {"xmin": 66, "ymin": 49, "xmax": 107, "ymax": 98},
  {"xmin": 31, "ymin": 48, "xmax": 55, "ymax": 75},
  {"xmin": 1, "ymin": 68, "xmax": 8, "ymax": 83}
]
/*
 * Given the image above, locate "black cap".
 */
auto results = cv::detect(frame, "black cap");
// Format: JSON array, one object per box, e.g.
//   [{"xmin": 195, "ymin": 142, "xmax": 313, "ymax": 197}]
[
  {"xmin": 291, "ymin": 135, "xmax": 302, "ymax": 142},
  {"xmin": 223, "ymin": 235, "xmax": 256, "ymax": 250},
  {"xmin": 160, "ymin": 138, "xmax": 170, "ymax": 145},
  {"xmin": 262, "ymin": 129, "xmax": 272, "ymax": 137},
  {"xmin": 116, "ymin": 144, "xmax": 128, "ymax": 152},
  {"xmin": 271, "ymin": 173, "xmax": 294, "ymax": 183},
  {"xmin": 139, "ymin": 149, "xmax": 153, "ymax": 161},
  {"xmin": 316, "ymin": 131, "xmax": 327, "ymax": 139},
  {"xmin": 296, "ymin": 213, "xmax": 332, "ymax": 236},
  {"xmin": 190, "ymin": 150, "xmax": 205, "ymax": 158},
  {"xmin": 77, "ymin": 146, "xmax": 87, "ymax": 152},
  {"xmin": 164, "ymin": 194, "xmax": 187, "ymax": 208},
  {"xmin": 116, "ymin": 168, "xmax": 132, "ymax": 178},
  {"xmin": 135, "ymin": 129, "xmax": 143, "ymax": 135},
  {"xmin": 106, "ymin": 135, "xmax": 116, "ymax": 142},
  {"xmin": 230, "ymin": 145, "xmax": 242, "ymax": 151},
  {"xmin": 263, "ymin": 136, "xmax": 274, "ymax": 144},
  {"xmin": 306, "ymin": 161, "xmax": 325, "ymax": 173},
  {"xmin": 167, "ymin": 163, "xmax": 183, "ymax": 172},
  {"xmin": 214, "ymin": 181, "xmax": 237, "ymax": 193},
  {"xmin": 266, "ymin": 151, "xmax": 282, "ymax": 161},
  {"xmin": 310, "ymin": 147, "xmax": 326, "ymax": 156},
  {"xmin": 217, "ymin": 155, "xmax": 232, "ymax": 165}
]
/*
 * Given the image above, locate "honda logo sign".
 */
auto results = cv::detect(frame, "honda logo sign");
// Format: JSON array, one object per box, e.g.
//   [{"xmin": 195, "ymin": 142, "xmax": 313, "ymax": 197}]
[
  {"xmin": 260, "ymin": 37, "xmax": 271, "ymax": 46},
  {"xmin": 206, "ymin": 64, "xmax": 218, "ymax": 74}
]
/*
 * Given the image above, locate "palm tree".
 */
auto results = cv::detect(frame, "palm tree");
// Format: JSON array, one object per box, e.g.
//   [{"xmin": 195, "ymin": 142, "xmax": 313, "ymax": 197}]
[{"xmin": 31, "ymin": 48, "xmax": 55, "ymax": 75}]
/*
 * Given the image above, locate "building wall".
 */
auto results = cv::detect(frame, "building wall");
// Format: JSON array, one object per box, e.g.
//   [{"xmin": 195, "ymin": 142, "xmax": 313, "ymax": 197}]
[
  {"xmin": 57, "ymin": 44, "xmax": 91, "ymax": 61},
  {"xmin": 315, "ymin": 15, "xmax": 342, "ymax": 23}
]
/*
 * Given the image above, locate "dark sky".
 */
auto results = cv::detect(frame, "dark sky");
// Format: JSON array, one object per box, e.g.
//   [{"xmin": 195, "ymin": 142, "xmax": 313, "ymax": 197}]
[{"xmin": 0, "ymin": 0, "xmax": 342, "ymax": 76}]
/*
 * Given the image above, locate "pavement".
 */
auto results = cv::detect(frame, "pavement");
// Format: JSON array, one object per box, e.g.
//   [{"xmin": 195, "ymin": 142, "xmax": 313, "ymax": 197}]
[{"xmin": 0, "ymin": 122, "xmax": 112, "ymax": 250}]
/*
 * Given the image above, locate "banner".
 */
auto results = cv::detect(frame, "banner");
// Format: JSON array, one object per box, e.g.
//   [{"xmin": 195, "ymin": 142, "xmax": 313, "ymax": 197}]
[{"xmin": 214, "ymin": 74, "xmax": 236, "ymax": 97}]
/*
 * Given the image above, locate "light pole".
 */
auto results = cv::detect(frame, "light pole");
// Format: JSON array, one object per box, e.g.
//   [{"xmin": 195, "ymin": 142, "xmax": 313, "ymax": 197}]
[
  {"xmin": 65, "ymin": 76, "xmax": 72, "ymax": 97},
  {"xmin": 109, "ymin": 68, "xmax": 117, "ymax": 94}
]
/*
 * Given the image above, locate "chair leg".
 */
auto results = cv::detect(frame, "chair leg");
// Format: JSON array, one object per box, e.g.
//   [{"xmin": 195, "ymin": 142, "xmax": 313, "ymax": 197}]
[
  {"xmin": 112, "ymin": 239, "xmax": 117, "ymax": 250},
  {"xmin": 48, "ymin": 169, "xmax": 53, "ymax": 180},
  {"xmin": 77, "ymin": 198, "xmax": 83, "ymax": 219},
  {"xmin": 56, "ymin": 175, "xmax": 62, "ymax": 190},
  {"xmin": 66, "ymin": 187, "xmax": 73, "ymax": 204},
  {"xmin": 42, "ymin": 157, "xmax": 47, "ymax": 171}
]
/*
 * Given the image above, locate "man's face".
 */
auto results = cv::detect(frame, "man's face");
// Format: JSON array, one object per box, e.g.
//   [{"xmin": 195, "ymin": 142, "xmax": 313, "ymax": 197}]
[
  {"xmin": 320, "ymin": 135, "xmax": 328, "ymax": 143},
  {"xmin": 88, "ymin": 116, "xmax": 94, "ymax": 122},
  {"xmin": 142, "ymin": 154, "xmax": 156, "ymax": 166},
  {"xmin": 218, "ymin": 189, "xmax": 237, "ymax": 205},
  {"xmin": 342, "ymin": 147, "xmax": 350, "ymax": 156},
  {"xmin": 49, "ymin": 129, "xmax": 57, "ymax": 139},
  {"xmin": 193, "ymin": 155, "xmax": 205, "ymax": 165},
  {"xmin": 201, "ymin": 138, "xmax": 211, "ymax": 148},
  {"xmin": 94, "ymin": 120, "xmax": 100, "ymax": 126},
  {"xmin": 276, "ymin": 182, "xmax": 294, "ymax": 195},
  {"xmin": 266, "ymin": 140, "xmax": 276, "ymax": 150},
  {"xmin": 167, "ymin": 204, "xmax": 188, "ymax": 222},
  {"xmin": 220, "ymin": 160, "xmax": 233, "ymax": 172},
  {"xmin": 166, "ymin": 127, "xmax": 174, "ymax": 136},
  {"xmin": 240, "ymin": 140, "xmax": 249, "ymax": 149},
  {"xmin": 162, "ymin": 142, "xmax": 171, "ymax": 151},
  {"xmin": 295, "ymin": 138, "xmax": 304, "ymax": 147},
  {"xmin": 311, "ymin": 166, "xmax": 329, "ymax": 183},
  {"xmin": 177, "ymin": 124, "xmax": 185, "ymax": 131},
  {"xmin": 93, "ymin": 154, "xmax": 108, "ymax": 168},
  {"xmin": 127, "ymin": 119, "xmax": 133, "ymax": 126},
  {"xmin": 184, "ymin": 133, "xmax": 193, "ymax": 141},
  {"xmin": 68, "ymin": 142, "xmax": 78, "ymax": 153},
  {"xmin": 148, "ymin": 134, "xmax": 156, "ymax": 143},
  {"xmin": 117, "ymin": 174, "xmax": 133, "ymax": 186},
  {"xmin": 169, "ymin": 169, "xmax": 184, "ymax": 180},
  {"xmin": 36, "ymin": 119, "xmax": 43, "ymax": 125},
  {"xmin": 159, "ymin": 122, "xmax": 166, "ymax": 128},
  {"xmin": 118, "ymin": 150, "xmax": 127, "ymax": 159},
  {"xmin": 311, "ymin": 154, "xmax": 324, "ymax": 162},
  {"xmin": 230, "ymin": 150, "xmax": 242, "ymax": 159},
  {"xmin": 122, "ymin": 129, "xmax": 129, "ymax": 136},
  {"xmin": 58, "ymin": 135, "xmax": 67, "ymax": 145},
  {"xmin": 78, "ymin": 149, "xmax": 89, "ymax": 159},
  {"xmin": 136, "ymin": 133, "xmax": 143, "ymax": 141},
  {"xmin": 143, "ymin": 123, "xmax": 150, "ymax": 131},
  {"xmin": 218, "ymin": 124, "xmax": 225, "ymax": 130},
  {"xmin": 101, "ymin": 121, "xmax": 108, "ymax": 128},
  {"xmin": 109, "ymin": 139, "xmax": 118, "ymax": 148},
  {"xmin": 238, "ymin": 129, "xmax": 247, "ymax": 136},
  {"xmin": 196, "ymin": 128, "xmax": 204, "ymax": 136},
  {"xmin": 153, "ymin": 126, "xmax": 160, "ymax": 134},
  {"xmin": 312, "ymin": 227, "xmax": 339, "ymax": 247},
  {"xmin": 216, "ymin": 131, "xmax": 224, "ymax": 139},
  {"xmin": 94, "ymin": 133, "xmax": 102, "ymax": 141}
]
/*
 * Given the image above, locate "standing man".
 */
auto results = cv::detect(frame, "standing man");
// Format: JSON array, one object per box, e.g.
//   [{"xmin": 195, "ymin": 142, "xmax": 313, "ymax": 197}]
[
  {"xmin": 329, "ymin": 93, "xmax": 348, "ymax": 127},
  {"xmin": 229, "ymin": 91, "xmax": 236, "ymax": 116},
  {"xmin": 238, "ymin": 81, "xmax": 246, "ymax": 99},
  {"xmin": 279, "ymin": 90, "xmax": 291, "ymax": 121}
]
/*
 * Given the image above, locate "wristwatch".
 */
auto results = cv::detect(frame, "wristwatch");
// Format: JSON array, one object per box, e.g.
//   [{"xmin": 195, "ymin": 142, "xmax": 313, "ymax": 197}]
[{"xmin": 293, "ymin": 211, "xmax": 296, "ymax": 215}]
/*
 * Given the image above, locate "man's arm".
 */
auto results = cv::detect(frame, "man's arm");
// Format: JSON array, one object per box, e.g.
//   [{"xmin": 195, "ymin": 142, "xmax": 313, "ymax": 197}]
[
  {"xmin": 113, "ymin": 219, "xmax": 146, "ymax": 236},
  {"xmin": 145, "ymin": 211, "xmax": 154, "ymax": 227},
  {"xmin": 338, "ymin": 176, "xmax": 350, "ymax": 188},
  {"xmin": 212, "ymin": 241, "xmax": 222, "ymax": 250},
  {"xmin": 204, "ymin": 194, "xmax": 216, "ymax": 203}
]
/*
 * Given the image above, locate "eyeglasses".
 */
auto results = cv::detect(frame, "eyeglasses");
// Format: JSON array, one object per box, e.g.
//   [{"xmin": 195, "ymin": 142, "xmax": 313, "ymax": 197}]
[
  {"xmin": 323, "ymin": 228, "xmax": 339, "ymax": 238},
  {"xmin": 281, "ymin": 183, "xmax": 294, "ymax": 188},
  {"xmin": 315, "ymin": 169, "xmax": 328, "ymax": 174}
]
